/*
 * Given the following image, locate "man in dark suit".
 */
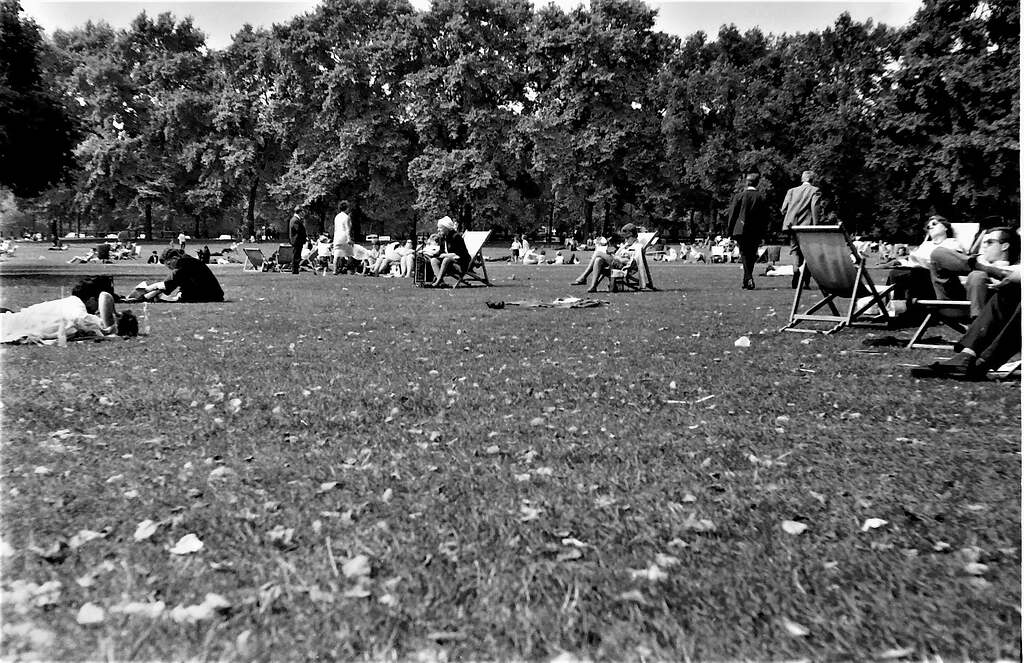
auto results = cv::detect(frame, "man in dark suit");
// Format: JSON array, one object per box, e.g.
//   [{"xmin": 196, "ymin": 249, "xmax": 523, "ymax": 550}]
[
  {"xmin": 780, "ymin": 170, "xmax": 822, "ymax": 288},
  {"xmin": 288, "ymin": 206, "xmax": 307, "ymax": 275},
  {"xmin": 727, "ymin": 172, "xmax": 769, "ymax": 290}
]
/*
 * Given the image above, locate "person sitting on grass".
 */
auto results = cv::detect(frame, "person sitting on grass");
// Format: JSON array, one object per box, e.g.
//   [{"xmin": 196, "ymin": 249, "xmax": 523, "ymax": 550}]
[
  {"xmin": 67, "ymin": 248, "xmax": 98, "ymax": 264},
  {"xmin": 312, "ymin": 234, "xmax": 333, "ymax": 273},
  {"xmin": 911, "ymin": 267, "xmax": 1020, "ymax": 380},
  {"xmin": 570, "ymin": 223, "xmax": 656, "ymax": 292},
  {"xmin": 133, "ymin": 248, "xmax": 224, "ymax": 302},
  {"xmin": 427, "ymin": 217, "xmax": 471, "ymax": 287},
  {"xmin": 522, "ymin": 248, "xmax": 547, "ymax": 265},
  {"xmin": 396, "ymin": 240, "xmax": 416, "ymax": 277}
]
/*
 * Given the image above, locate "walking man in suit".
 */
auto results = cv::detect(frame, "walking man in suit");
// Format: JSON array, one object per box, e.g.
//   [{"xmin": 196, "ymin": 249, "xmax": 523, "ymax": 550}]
[
  {"xmin": 288, "ymin": 206, "xmax": 307, "ymax": 275},
  {"xmin": 780, "ymin": 170, "xmax": 822, "ymax": 288},
  {"xmin": 727, "ymin": 172, "xmax": 769, "ymax": 290}
]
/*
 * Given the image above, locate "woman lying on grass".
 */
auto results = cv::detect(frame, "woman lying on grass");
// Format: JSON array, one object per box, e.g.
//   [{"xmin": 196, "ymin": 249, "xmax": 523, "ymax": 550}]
[{"xmin": 0, "ymin": 275, "xmax": 133, "ymax": 343}]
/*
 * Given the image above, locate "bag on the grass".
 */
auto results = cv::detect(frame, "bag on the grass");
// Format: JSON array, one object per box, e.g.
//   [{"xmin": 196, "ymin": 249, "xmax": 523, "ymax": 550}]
[{"xmin": 117, "ymin": 311, "xmax": 139, "ymax": 337}]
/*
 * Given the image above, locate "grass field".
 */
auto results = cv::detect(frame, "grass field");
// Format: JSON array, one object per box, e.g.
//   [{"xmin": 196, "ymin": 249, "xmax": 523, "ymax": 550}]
[{"xmin": 1, "ymin": 242, "xmax": 1020, "ymax": 661}]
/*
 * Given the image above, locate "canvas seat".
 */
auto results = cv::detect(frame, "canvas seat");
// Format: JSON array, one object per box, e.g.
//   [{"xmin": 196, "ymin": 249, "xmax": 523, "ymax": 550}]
[
  {"xmin": 780, "ymin": 224, "xmax": 895, "ymax": 334},
  {"xmin": 242, "ymin": 248, "xmax": 266, "ymax": 272},
  {"xmin": 906, "ymin": 299, "xmax": 970, "ymax": 349},
  {"xmin": 451, "ymin": 230, "xmax": 493, "ymax": 288},
  {"xmin": 609, "ymin": 232, "xmax": 657, "ymax": 292}
]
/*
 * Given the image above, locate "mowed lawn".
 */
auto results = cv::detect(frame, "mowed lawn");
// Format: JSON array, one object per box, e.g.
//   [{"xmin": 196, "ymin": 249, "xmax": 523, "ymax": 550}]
[{"xmin": 1, "ymin": 245, "xmax": 1020, "ymax": 661}]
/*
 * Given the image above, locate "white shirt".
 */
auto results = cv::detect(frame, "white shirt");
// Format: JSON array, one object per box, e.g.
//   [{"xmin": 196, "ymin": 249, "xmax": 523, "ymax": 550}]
[{"xmin": 333, "ymin": 212, "xmax": 351, "ymax": 248}]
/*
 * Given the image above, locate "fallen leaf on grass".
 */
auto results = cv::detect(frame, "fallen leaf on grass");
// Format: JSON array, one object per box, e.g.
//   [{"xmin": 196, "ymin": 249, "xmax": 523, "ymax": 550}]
[
  {"xmin": 654, "ymin": 553, "xmax": 680, "ymax": 567},
  {"xmin": 519, "ymin": 504, "xmax": 542, "ymax": 522},
  {"xmin": 963, "ymin": 562, "xmax": 989, "ymax": 576},
  {"xmin": 168, "ymin": 533, "xmax": 204, "ymax": 555},
  {"xmin": 318, "ymin": 481, "xmax": 339, "ymax": 493},
  {"xmin": 30, "ymin": 540, "xmax": 69, "ymax": 564},
  {"xmin": 782, "ymin": 520, "xmax": 808, "ymax": 535},
  {"xmin": 681, "ymin": 514, "xmax": 716, "ymax": 533},
  {"xmin": 342, "ymin": 584, "xmax": 372, "ymax": 598},
  {"xmin": 861, "ymin": 518, "xmax": 888, "ymax": 532},
  {"xmin": 781, "ymin": 617, "xmax": 809, "ymax": 637},
  {"xmin": 616, "ymin": 590, "xmax": 649, "ymax": 605},
  {"xmin": 556, "ymin": 548, "xmax": 583, "ymax": 562},
  {"xmin": 76, "ymin": 602, "xmax": 105, "ymax": 625},
  {"xmin": 932, "ymin": 541, "xmax": 951, "ymax": 552},
  {"xmin": 169, "ymin": 593, "xmax": 231, "ymax": 623},
  {"xmin": 734, "ymin": 336, "xmax": 751, "ymax": 348},
  {"xmin": 629, "ymin": 564, "xmax": 669, "ymax": 582},
  {"xmin": 133, "ymin": 519, "xmax": 159, "ymax": 542},
  {"xmin": 110, "ymin": 600, "xmax": 166, "ymax": 619},
  {"xmin": 342, "ymin": 555, "xmax": 371, "ymax": 579},
  {"xmin": 69, "ymin": 529, "xmax": 107, "ymax": 549},
  {"xmin": 877, "ymin": 646, "xmax": 916, "ymax": 659},
  {"xmin": 208, "ymin": 466, "xmax": 236, "ymax": 481},
  {"xmin": 266, "ymin": 526, "xmax": 295, "ymax": 549}
]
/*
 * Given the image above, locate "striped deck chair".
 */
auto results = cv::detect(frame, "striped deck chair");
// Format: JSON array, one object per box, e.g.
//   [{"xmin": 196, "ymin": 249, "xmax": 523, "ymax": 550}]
[{"xmin": 781, "ymin": 224, "xmax": 895, "ymax": 334}]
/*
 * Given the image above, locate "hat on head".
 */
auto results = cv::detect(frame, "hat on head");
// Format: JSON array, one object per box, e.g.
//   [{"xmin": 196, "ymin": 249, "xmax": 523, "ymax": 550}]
[{"xmin": 437, "ymin": 216, "xmax": 456, "ymax": 231}]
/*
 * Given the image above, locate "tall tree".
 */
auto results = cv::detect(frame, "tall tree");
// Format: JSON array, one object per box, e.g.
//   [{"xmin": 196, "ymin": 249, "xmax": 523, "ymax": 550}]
[
  {"xmin": 0, "ymin": 0, "xmax": 81, "ymax": 198},
  {"xmin": 870, "ymin": 0, "xmax": 1020, "ymax": 228}
]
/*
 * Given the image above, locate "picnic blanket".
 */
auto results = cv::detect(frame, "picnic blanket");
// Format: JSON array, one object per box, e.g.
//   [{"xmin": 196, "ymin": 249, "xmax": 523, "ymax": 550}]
[{"xmin": 485, "ymin": 297, "xmax": 606, "ymax": 309}]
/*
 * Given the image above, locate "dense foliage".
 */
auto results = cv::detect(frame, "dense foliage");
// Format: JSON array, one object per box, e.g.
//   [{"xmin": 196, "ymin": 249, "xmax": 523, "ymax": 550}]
[{"xmin": 3, "ymin": 0, "xmax": 1019, "ymax": 241}]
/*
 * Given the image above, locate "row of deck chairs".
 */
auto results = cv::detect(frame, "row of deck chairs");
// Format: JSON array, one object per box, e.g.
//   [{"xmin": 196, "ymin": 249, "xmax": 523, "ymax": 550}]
[{"xmin": 780, "ymin": 224, "xmax": 1020, "ymax": 377}]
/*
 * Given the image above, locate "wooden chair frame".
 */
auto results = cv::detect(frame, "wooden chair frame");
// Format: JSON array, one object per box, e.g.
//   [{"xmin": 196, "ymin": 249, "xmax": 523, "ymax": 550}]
[
  {"xmin": 781, "ymin": 224, "xmax": 895, "ymax": 334},
  {"xmin": 452, "ymin": 230, "xmax": 493, "ymax": 288},
  {"xmin": 609, "ymin": 232, "xmax": 657, "ymax": 292}
]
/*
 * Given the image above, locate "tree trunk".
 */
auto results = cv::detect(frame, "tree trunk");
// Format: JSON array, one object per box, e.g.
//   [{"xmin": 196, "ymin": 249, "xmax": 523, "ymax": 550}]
[
  {"xmin": 584, "ymin": 199, "xmax": 594, "ymax": 239},
  {"xmin": 245, "ymin": 174, "xmax": 258, "ymax": 240},
  {"xmin": 350, "ymin": 199, "xmax": 361, "ymax": 241},
  {"xmin": 144, "ymin": 203, "xmax": 153, "ymax": 240},
  {"xmin": 76, "ymin": 209, "xmax": 81, "ymax": 237},
  {"xmin": 193, "ymin": 214, "xmax": 201, "ymax": 239}
]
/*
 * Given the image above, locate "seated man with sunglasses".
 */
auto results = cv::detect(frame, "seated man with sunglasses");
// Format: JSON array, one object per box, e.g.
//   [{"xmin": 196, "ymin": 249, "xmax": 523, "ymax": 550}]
[{"xmin": 929, "ymin": 226, "xmax": 1020, "ymax": 320}]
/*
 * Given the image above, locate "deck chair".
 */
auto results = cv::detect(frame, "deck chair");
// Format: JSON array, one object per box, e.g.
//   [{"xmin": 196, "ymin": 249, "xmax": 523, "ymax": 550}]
[
  {"xmin": 781, "ymin": 224, "xmax": 895, "ymax": 334},
  {"xmin": 710, "ymin": 245, "xmax": 727, "ymax": 263},
  {"xmin": 609, "ymin": 232, "xmax": 657, "ymax": 292},
  {"xmin": 274, "ymin": 244, "xmax": 293, "ymax": 271},
  {"xmin": 242, "ymin": 248, "xmax": 266, "ymax": 272},
  {"xmin": 906, "ymin": 299, "xmax": 970, "ymax": 349},
  {"xmin": 452, "ymin": 230, "xmax": 492, "ymax": 288}
]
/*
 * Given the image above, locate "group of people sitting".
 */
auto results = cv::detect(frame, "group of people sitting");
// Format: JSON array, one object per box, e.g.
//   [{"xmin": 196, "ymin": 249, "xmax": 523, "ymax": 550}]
[
  {"xmin": 1, "ymin": 248, "xmax": 225, "ymax": 344},
  {"xmin": 882, "ymin": 218, "xmax": 1021, "ymax": 380},
  {"xmin": 67, "ymin": 241, "xmax": 139, "ymax": 263}
]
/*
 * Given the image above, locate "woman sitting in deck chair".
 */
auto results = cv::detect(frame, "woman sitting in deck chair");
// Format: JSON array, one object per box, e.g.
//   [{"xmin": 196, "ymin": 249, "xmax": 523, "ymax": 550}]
[
  {"xmin": 426, "ymin": 217, "xmax": 471, "ymax": 288},
  {"xmin": 570, "ymin": 224, "xmax": 654, "ymax": 292}
]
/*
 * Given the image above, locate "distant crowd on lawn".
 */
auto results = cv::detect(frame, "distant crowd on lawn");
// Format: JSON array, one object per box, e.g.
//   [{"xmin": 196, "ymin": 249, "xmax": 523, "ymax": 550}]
[{"xmin": 3, "ymin": 169, "xmax": 1020, "ymax": 381}]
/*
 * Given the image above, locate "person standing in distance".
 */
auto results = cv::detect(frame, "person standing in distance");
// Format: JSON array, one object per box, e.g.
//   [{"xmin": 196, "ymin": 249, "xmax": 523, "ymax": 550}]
[
  {"xmin": 288, "ymin": 206, "xmax": 307, "ymax": 275},
  {"xmin": 780, "ymin": 170, "xmax": 822, "ymax": 289},
  {"xmin": 333, "ymin": 200, "xmax": 354, "ymax": 275},
  {"xmin": 726, "ymin": 172, "xmax": 770, "ymax": 290}
]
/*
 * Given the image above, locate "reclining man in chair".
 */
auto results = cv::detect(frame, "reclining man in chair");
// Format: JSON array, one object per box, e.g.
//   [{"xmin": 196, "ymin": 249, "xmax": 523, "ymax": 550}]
[
  {"xmin": 570, "ymin": 223, "xmax": 655, "ymax": 292},
  {"xmin": 928, "ymin": 226, "xmax": 1019, "ymax": 319},
  {"xmin": 912, "ymin": 265, "xmax": 1020, "ymax": 380},
  {"xmin": 427, "ymin": 217, "xmax": 471, "ymax": 288}
]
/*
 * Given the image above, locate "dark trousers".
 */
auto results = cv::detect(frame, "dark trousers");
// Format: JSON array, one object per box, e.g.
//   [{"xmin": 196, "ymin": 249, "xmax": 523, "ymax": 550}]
[
  {"xmin": 788, "ymin": 229, "xmax": 810, "ymax": 288},
  {"xmin": 291, "ymin": 243, "xmax": 303, "ymax": 274},
  {"xmin": 958, "ymin": 284, "xmax": 1021, "ymax": 367},
  {"xmin": 736, "ymin": 235, "xmax": 760, "ymax": 284}
]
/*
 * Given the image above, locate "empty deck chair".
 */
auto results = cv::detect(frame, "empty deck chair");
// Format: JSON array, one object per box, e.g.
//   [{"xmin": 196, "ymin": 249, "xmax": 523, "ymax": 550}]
[
  {"xmin": 780, "ymin": 224, "xmax": 895, "ymax": 334},
  {"xmin": 452, "ymin": 230, "xmax": 493, "ymax": 288},
  {"xmin": 242, "ymin": 248, "xmax": 266, "ymax": 272}
]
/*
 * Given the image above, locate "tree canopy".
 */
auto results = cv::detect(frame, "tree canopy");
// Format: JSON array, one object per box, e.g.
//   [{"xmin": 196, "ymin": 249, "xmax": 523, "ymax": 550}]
[{"xmin": 3, "ymin": 0, "xmax": 1019, "ymax": 241}]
